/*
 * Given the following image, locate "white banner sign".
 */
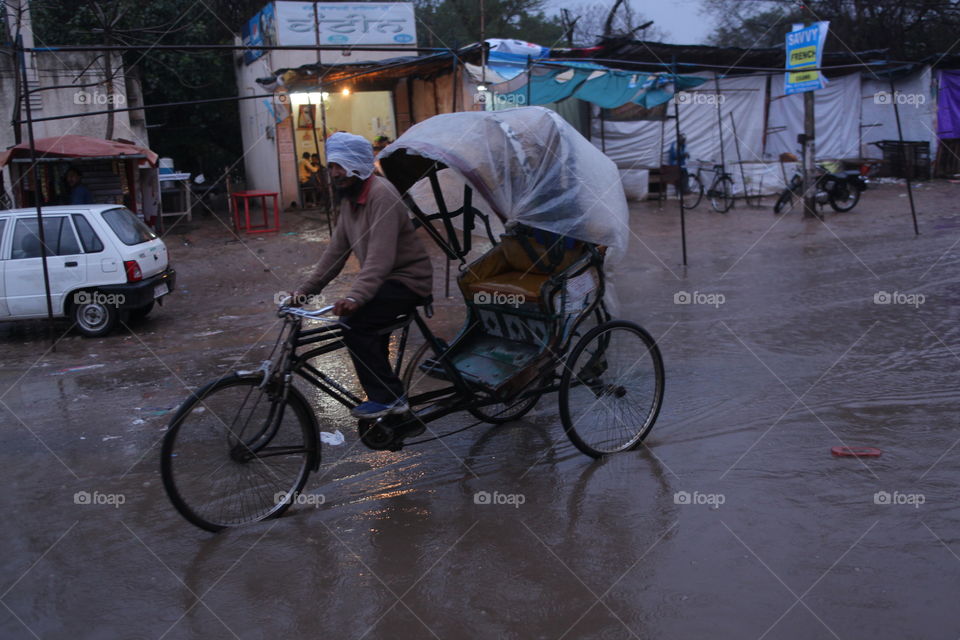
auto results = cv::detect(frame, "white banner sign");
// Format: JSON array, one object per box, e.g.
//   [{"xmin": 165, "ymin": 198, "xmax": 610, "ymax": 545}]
[{"xmin": 274, "ymin": 2, "xmax": 416, "ymax": 47}]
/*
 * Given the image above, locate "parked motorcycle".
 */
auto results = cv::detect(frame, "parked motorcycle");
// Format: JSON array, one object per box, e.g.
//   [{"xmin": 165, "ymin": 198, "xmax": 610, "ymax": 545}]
[{"xmin": 774, "ymin": 164, "xmax": 869, "ymax": 214}]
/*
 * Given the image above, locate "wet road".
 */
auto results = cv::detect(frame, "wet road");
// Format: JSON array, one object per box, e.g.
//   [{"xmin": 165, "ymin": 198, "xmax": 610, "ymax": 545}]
[{"xmin": 2, "ymin": 184, "xmax": 959, "ymax": 638}]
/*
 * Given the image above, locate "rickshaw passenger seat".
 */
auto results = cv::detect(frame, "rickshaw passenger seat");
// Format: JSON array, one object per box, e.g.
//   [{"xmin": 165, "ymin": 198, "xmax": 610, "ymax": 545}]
[
  {"xmin": 459, "ymin": 234, "xmax": 585, "ymax": 304},
  {"xmin": 469, "ymin": 272, "xmax": 548, "ymax": 301}
]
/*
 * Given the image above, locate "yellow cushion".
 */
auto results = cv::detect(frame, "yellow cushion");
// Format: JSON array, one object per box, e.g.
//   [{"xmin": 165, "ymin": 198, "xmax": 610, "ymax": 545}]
[
  {"xmin": 458, "ymin": 233, "xmax": 586, "ymax": 306},
  {"xmin": 467, "ymin": 271, "xmax": 547, "ymax": 302}
]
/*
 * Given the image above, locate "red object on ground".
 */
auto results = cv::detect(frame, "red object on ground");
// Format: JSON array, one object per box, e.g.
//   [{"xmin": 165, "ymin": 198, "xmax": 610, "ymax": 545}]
[
  {"xmin": 231, "ymin": 190, "xmax": 280, "ymax": 234},
  {"xmin": 831, "ymin": 446, "xmax": 882, "ymax": 457},
  {"xmin": 0, "ymin": 135, "xmax": 158, "ymax": 168}
]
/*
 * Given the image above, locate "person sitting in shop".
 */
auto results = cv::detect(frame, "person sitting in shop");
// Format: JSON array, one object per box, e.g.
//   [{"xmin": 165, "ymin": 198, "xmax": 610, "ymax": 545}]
[
  {"xmin": 299, "ymin": 152, "xmax": 316, "ymax": 186},
  {"xmin": 64, "ymin": 167, "xmax": 92, "ymax": 205}
]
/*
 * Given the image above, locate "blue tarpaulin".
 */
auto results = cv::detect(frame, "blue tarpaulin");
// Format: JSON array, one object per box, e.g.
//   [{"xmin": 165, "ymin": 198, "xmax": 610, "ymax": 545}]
[
  {"xmin": 938, "ymin": 70, "xmax": 960, "ymax": 139},
  {"xmin": 490, "ymin": 63, "xmax": 707, "ymax": 109}
]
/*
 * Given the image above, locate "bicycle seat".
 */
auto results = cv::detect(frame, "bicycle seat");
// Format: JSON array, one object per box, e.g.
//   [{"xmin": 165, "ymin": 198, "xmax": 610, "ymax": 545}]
[
  {"xmin": 376, "ymin": 313, "xmax": 416, "ymax": 335},
  {"xmin": 377, "ymin": 295, "xmax": 435, "ymax": 333}
]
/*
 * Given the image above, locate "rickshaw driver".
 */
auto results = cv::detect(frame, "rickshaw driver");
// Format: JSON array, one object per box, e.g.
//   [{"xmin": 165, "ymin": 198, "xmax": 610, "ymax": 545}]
[{"xmin": 292, "ymin": 132, "xmax": 434, "ymax": 419}]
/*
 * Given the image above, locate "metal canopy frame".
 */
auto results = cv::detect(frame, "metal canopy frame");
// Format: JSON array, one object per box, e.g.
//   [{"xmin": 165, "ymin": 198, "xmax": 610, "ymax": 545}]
[{"xmin": 400, "ymin": 161, "xmax": 499, "ymax": 263}]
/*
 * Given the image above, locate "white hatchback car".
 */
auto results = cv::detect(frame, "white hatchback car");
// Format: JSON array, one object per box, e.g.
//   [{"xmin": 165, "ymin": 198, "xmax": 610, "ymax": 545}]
[{"xmin": 0, "ymin": 205, "xmax": 176, "ymax": 337}]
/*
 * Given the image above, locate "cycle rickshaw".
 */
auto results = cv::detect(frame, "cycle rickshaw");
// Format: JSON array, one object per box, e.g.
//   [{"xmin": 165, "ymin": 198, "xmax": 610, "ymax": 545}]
[{"xmin": 161, "ymin": 107, "xmax": 665, "ymax": 532}]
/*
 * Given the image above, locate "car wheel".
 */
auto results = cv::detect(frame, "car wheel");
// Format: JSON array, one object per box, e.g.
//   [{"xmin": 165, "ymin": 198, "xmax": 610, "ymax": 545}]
[{"xmin": 72, "ymin": 297, "xmax": 119, "ymax": 337}]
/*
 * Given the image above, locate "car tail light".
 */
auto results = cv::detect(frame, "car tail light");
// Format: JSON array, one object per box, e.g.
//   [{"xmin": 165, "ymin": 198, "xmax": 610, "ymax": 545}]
[{"xmin": 124, "ymin": 260, "xmax": 143, "ymax": 282}]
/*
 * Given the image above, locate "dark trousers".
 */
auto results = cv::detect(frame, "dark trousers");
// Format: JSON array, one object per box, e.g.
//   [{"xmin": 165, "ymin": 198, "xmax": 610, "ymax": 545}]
[{"xmin": 341, "ymin": 280, "xmax": 421, "ymax": 404}]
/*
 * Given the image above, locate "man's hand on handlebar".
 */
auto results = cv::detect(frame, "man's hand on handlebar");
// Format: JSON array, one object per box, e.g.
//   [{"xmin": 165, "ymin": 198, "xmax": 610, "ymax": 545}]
[
  {"xmin": 287, "ymin": 291, "xmax": 306, "ymax": 307},
  {"xmin": 333, "ymin": 297, "xmax": 359, "ymax": 316}
]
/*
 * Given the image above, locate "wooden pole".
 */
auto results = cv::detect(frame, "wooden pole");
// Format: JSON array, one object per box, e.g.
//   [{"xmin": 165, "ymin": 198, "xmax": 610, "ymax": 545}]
[
  {"xmin": 673, "ymin": 59, "xmax": 688, "ymax": 266},
  {"xmin": 305, "ymin": 92, "xmax": 323, "ymax": 208},
  {"xmin": 714, "ymin": 74, "xmax": 726, "ymax": 170},
  {"xmin": 451, "ymin": 53, "xmax": 458, "ymax": 112},
  {"xmin": 600, "ymin": 107, "xmax": 606, "ymax": 152},
  {"xmin": 802, "ymin": 90, "xmax": 818, "ymax": 218},
  {"xmin": 658, "ymin": 117, "xmax": 666, "ymax": 209},
  {"xmin": 479, "ymin": 0, "xmax": 485, "ymax": 88},
  {"xmin": 313, "ymin": 2, "xmax": 334, "ymax": 233},
  {"xmin": 730, "ymin": 112, "xmax": 750, "ymax": 206},
  {"xmin": 890, "ymin": 77, "xmax": 920, "ymax": 236},
  {"xmin": 526, "ymin": 55, "xmax": 533, "ymax": 106},
  {"xmin": 17, "ymin": 34, "xmax": 55, "ymax": 344}
]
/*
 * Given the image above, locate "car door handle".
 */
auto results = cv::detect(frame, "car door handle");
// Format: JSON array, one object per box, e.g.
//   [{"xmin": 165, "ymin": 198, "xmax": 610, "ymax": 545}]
[{"xmin": 65, "ymin": 261, "xmax": 78, "ymax": 267}]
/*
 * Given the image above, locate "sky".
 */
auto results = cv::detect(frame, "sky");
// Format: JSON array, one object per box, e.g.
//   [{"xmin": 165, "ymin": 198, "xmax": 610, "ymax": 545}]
[
  {"xmin": 543, "ymin": 0, "xmax": 718, "ymax": 46},
  {"xmin": 639, "ymin": 0, "xmax": 716, "ymax": 44}
]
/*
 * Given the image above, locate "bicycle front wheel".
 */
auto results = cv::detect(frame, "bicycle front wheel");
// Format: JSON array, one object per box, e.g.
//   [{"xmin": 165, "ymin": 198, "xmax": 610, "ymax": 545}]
[
  {"xmin": 710, "ymin": 176, "xmax": 735, "ymax": 213},
  {"xmin": 559, "ymin": 321, "xmax": 664, "ymax": 458},
  {"xmin": 161, "ymin": 374, "xmax": 317, "ymax": 532},
  {"xmin": 682, "ymin": 173, "xmax": 704, "ymax": 209}
]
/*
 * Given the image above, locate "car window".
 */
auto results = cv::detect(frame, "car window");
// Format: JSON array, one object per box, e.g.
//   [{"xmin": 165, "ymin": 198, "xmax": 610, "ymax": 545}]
[
  {"xmin": 10, "ymin": 217, "xmax": 82, "ymax": 259},
  {"xmin": 72, "ymin": 214, "xmax": 104, "ymax": 253},
  {"xmin": 101, "ymin": 207, "xmax": 156, "ymax": 246},
  {"xmin": 58, "ymin": 218, "xmax": 82, "ymax": 255},
  {"xmin": 0, "ymin": 219, "xmax": 6, "ymax": 259}
]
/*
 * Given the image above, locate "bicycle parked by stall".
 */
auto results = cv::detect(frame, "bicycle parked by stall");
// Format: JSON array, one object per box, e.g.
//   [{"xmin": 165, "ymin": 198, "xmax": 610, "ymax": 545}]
[{"xmin": 680, "ymin": 160, "xmax": 735, "ymax": 213}]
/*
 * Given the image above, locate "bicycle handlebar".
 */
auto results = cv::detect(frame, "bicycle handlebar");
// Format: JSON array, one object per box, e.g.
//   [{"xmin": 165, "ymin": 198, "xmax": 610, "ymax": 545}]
[
  {"xmin": 277, "ymin": 301, "xmax": 342, "ymax": 323},
  {"xmin": 693, "ymin": 159, "xmax": 723, "ymax": 170}
]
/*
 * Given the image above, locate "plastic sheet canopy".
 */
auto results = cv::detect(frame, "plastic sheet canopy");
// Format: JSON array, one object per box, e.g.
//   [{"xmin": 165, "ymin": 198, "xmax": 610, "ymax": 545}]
[
  {"xmin": 491, "ymin": 64, "xmax": 707, "ymax": 109},
  {"xmin": 378, "ymin": 107, "xmax": 630, "ymax": 262}
]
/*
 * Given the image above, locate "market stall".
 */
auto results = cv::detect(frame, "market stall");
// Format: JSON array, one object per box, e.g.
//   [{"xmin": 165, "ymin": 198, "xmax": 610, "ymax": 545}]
[{"xmin": 0, "ymin": 135, "xmax": 161, "ymax": 227}]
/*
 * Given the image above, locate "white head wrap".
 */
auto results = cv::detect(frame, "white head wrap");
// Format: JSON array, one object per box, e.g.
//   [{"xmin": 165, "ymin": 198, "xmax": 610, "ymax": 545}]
[{"xmin": 326, "ymin": 132, "xmax": 375, "ymax": 179}]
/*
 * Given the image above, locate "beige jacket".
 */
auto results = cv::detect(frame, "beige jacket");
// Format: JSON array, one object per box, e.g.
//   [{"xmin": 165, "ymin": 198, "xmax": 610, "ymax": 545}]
[{"xmin": 298, "ymin": 176, "xmax": 433, "ymax": 304}]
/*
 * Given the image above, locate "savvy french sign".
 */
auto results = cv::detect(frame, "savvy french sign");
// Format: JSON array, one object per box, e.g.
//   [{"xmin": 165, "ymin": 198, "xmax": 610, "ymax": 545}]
[{"xmin": 785, "ymin": 22, "xmax": 830, "ymax": 95}]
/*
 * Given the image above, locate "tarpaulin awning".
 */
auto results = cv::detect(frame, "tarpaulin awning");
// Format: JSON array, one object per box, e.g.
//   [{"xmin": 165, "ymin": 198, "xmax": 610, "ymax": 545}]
[
  {"xmin": 938, "ymin": 70, "xmax": 960, "ymax": 139},
  {"xmin": 0, "ymin": 135, "xmax": 159, "ymax": 169},
  {"xmin": 485, "ymin": 38, "xmax": 550, "ymax": 81},
  {"xmin": 491, "ymin": 63, "xmax": 707, "ymax": 109}
]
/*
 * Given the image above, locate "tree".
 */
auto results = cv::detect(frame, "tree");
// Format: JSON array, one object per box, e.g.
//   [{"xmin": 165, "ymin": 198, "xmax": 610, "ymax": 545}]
[
  {"xmin": 567, "ymin": 2, "xmax": 664, "ymax": 46},
  {"xmin": 413, "ymin": 0, "xmax": 565, "ymax": 49},
  {"xmin": 30, "ymin": 0, "xmax": 262, "ymax": 176},
  {"xmin": 702, "ymin": 0, "xmax": 960, "ymax": 60},
  {"xmin": 1, "ymin": 0, "xmax": 30, "ymax": 144}
]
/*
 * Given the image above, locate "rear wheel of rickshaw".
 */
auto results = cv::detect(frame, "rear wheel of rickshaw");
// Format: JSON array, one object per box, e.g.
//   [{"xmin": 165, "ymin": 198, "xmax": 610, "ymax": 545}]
[
  {"xmin": 468, "ymin": 388, "xmax": 543, "ymax": 424},
  {"xmin": 402, "ymin": 341, "xmax": 457, "ymax": 409},
  {"xmin": 559, "ymin": 321, "xmax": 664, "ymax": 458},
  {"xmin": 469, "ymin": 304, "xmax": 610, "ymax": 425}
]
